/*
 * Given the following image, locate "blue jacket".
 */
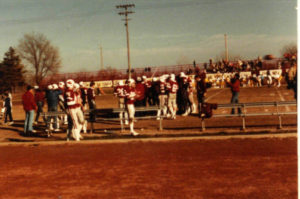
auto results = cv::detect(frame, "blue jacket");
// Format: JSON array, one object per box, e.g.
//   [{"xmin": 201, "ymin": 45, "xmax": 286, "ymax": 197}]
[{"xmin": 46, "ymin": 90, "xmax": 62, "ymax": 108}]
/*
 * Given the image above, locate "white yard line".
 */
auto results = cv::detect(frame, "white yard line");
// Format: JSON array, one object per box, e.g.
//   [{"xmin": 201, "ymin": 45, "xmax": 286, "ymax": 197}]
[
  {"xmin": 206, "ymin": 89, "xmax": 227, "ymax": 101},
  {"xmin": 276, "ymin": 88, "xmax": 290, "ymax": 111}
]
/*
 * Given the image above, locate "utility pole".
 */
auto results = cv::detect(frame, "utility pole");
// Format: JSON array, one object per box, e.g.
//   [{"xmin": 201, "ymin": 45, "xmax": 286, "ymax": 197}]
[
  {"xmin": 224, "ymin": 34, "xmax": 229, "ymax": 62},
  {"xmin": 100, "ymin": 45, "xmax": 104, "ymax": 70},
  {"xmin": 116, "ymin": 3, "xmax": 135, "ymax": 79}
]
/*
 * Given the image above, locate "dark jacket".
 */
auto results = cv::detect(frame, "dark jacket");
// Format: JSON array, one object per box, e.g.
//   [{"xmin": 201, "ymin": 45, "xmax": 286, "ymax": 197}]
[{"xmin": 46, "ymin": 89, "xmax": 62, "ymax": 108}]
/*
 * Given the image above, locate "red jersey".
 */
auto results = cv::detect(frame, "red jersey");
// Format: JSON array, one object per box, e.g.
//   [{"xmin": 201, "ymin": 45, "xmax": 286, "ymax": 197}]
[
  {"xmin": 65, "ymin": 88, "xmax": 81, "ymax": 109},
  {"xmin": 135, "ymin": 83, "xmax": 146, "ymax": 101},
  {"xmin": 167, "ymin": 80, "xmax": 179, "ymax": 94},
  {"xmin": 124, "ymin": 86, "xmax": 136, "ymax": 104},
  {"xmin": 114, "ymin": 85, "xmax": 126, "ymax": 98},
  {"xmin": 159, "ymin": 81, "xmax": 167, "ymax": 95}
]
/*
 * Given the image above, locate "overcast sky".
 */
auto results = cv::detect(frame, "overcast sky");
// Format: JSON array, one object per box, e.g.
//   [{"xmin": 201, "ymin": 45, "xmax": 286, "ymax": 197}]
[{"xmin": 0, "ymin": 0, "xmax": 297, "ymax": 72}]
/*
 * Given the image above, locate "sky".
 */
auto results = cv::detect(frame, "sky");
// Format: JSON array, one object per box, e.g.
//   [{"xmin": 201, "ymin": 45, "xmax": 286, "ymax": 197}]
[{"xmin": 0, "ymin": 0, "xmax": 297, "ymax": 73}]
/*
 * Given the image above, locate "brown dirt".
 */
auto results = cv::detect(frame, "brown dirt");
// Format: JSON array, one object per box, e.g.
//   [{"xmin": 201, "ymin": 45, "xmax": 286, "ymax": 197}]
[
  {"xmin": 0, "ymin": 136, "xmax": 297, "ymax": 199},
  {"xmin": 0, "ymin": 85, "xmax": 297, "ymax": 198}
]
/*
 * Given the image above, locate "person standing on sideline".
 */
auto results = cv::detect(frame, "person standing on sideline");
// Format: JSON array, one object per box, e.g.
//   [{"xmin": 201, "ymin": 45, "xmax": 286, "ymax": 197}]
[
  {"xmin": 64, "ymin": 79, "xmax": 84, "ymax": 141},
  {"xmin": 227, "ymin": 73, "xmax": 242, "ymax": 115},
  {"xmin": 3, "ymin": 92, "xmax": 13, "ymax": 125},
  {"xmin": 124, "ymin": 79, "xmax": 139, "ymax": 136},
  {"xmin": 166, "ymin": 74, "xmax": 179, "ymax": 119},
  {"xmin": 34, "ymin": 86, "xmax": 45, "ymax": 124},
  {"xmin": 195, "ymin": 71, "xmax": 207, "ymax": 115},
  {"xmin": 45, "ymin": 84, "xmax": 62, "ymax": 132},
  {"xmin": 22, "ymin": 85, "xmax": 37, "ymax": 136},
  {"xmin": 87, "ymin": 81, "xmax": 97, "ymax": 123},
  {"xmin": 114, "ymin": 81, "xmax": 129, "ymax": 126}
]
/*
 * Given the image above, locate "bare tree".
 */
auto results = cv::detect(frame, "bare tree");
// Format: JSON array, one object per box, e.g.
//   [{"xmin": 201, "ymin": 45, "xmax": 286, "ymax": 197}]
[
  {"xmin": 281, "ymin": 43, "xmax": 297, "ymax": 58},
  {"xmin": 17, "ymin": 32, "xmax": 61, "ymax": 85}
]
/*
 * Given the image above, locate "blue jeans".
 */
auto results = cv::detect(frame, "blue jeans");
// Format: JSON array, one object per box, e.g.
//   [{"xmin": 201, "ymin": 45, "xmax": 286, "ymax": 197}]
[
  {"xmin": 24, "ymin": 110, "xmax": 35, "ymax": 133},
  {"xmin": 231, "ymin": 91, "xmax": 241, "ymax": 114}
]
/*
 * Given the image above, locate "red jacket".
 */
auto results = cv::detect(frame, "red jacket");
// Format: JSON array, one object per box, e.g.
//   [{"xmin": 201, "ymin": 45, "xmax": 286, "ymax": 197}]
[
  {"xmin": 228, "ymin": 79, "xmax": 240, "ymax": 92},
  {"xmin": 34, "ymin": 90, "xmax": 45, "ymax": 102},
  {"xmin": 22, "ymin": 91, "xmax": 37, "ymax": 111}
]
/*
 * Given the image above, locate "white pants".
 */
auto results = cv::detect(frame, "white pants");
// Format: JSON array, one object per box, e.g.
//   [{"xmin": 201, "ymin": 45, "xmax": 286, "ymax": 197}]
[
  {"xmin": 68, "ymin": 107, "xmax": 85, "ymax": 141},
  {"xmin": 168, "ymin": 93, "xmax": 177, "ymax": 118},
  {"xmin": 157, "ymin": 95, "xmax": 168, "ymax": 117}
]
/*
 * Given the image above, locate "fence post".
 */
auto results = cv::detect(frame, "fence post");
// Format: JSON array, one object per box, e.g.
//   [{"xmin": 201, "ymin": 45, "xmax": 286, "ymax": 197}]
[
  {"xmin": 159, "ymin": 116, "xmax": 163, "ymax": 131},
  {"xmin": 242, "ymin": 104, "xmax": 246, "ymax": 131},
  {"xmin": 201, "ymin": 118, "xmax": 206, "ymax": 131},
  {"xmin": 276, "ymin": 102, "xmax": 282, "ymax": 129}
]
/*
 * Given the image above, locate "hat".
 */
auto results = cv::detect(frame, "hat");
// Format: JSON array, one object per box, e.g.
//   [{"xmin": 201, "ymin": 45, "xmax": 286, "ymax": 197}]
[{"xmin": 27, "ymin": 85, "xmax": 33, "ymax": 91}]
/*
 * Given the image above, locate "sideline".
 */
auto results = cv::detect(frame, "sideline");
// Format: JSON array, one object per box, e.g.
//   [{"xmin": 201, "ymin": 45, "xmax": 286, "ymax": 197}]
[
  {"xmin": 0, "ymin": 132, "xmax": 296, "ymax": 147},
  {"xmin": 275, "ymin": 87, "xmax": 291, "ymax": 111}
]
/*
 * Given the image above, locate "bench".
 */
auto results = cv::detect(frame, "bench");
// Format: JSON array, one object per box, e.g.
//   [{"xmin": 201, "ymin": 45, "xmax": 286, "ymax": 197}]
[
  {"xmin": 89, "ymin": 106, "xmax": 165, "ymax": 133},
  {"xmin": 200, "ymin": 101, "xmax": 297, "ymax": 131}
]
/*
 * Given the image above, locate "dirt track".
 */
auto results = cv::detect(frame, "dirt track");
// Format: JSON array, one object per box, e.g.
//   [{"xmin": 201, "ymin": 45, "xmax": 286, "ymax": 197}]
[
  {"xmin": 0, "ymin": 86, "xmax": 297, "ymax": 198},
  {"xmin": 0, "ymin": 135, "xmax": 297, "ymax": 199}
]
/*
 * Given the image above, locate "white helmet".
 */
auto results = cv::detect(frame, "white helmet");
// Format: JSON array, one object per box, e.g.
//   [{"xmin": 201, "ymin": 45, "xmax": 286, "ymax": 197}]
[
  {"xmin": 58, "ymin": 81, "xmax": 65, "ymax": 88},
  {"xmin": 74, "ymin": 83, "xmax": 80, "ymax": 89},
  {"xmin": 79, "ymin": 81, "xmax": 84, "ymax": 87},
  {"xmin": 66, "ymin": 79, "xmax": 75, "ymax": 88},
  {"xmin": 52, "ymin": 84, "xmax": 58, "ymax": 90},
  {"xmin": 152, "ymin": 77, "xmax": 158, "ymax": 82},
  {"xmin": 170, "ymin": 74, "xmax": 176, "ymax": 81},
  {"xmin": 136, "ymin": 76, "xmax": 142, "ymax": 82},
  {"xmin": 159, "ymin": 75, "xmax": 165, "ymax": 82},
  {"xmin": 34, "ymin": 85, "xmax": 39, "ymax": 89},
  {"xmin": 180, "ymin": 72, "xmax": 186, "ymax": 77},
  {"xmin": 47, "ymin": 84, "xmax": 53, "ymax": 90},
  {"xmin": 128, "ymin": 78, "xmax": 135, "ymax": 85},
  {"xmin": 142, "ymin": 75, "xmax": 147, "ymax": 80}
]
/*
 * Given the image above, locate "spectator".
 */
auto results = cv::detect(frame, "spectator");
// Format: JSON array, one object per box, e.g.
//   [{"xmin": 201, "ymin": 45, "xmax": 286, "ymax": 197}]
[
  {"xmin": 22, "ymin": 85, "xmax": 37, "ymax": 136},
  {"xmin": 227, "ymin": 73, "xmax": 242, "ymax": 115},
  {"xmin": 87, "ymin": 81, "xmax": 97, "ymax": 122},
  {"xmin": 134, "ymin": 77, "xmax": 146, "ymax": 107},
  {"xmin": 45, "ymin": 84, "xmax": 62, "ymax": 132},
  {"xmin": 34, "ymin": 86, "xmax": 45, "ymax": 124},
  {"xmin": 195, "ymin": 71, "xmax": 208, "ymax": 115},
  {"xmin": 3, "ymin": 92, "xmax": 13, "ymax": 125}
]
